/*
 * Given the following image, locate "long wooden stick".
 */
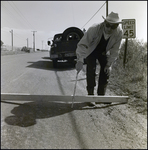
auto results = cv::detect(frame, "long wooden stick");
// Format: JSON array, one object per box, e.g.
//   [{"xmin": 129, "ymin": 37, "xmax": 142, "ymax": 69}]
[
  {"xmin": 71, "ymin": 72, "xmax": 78, "ymax": 108},
  {"xmin": 1, "ymin": 93, "xmax": 128, "ymax": 103}
]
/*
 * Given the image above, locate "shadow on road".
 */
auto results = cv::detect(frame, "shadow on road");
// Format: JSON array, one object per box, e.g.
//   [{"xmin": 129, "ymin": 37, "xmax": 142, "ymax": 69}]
[
  {"xmin": 26, "ymin": 60, "xmax": 76, "ymax": 71},
  {"xmin": 2, "ymin": 100, "xmax": 126, "ymax": 127},
  {"xmin": 42, "ymin": 57, "xmax": 51, "ymax": 59}
]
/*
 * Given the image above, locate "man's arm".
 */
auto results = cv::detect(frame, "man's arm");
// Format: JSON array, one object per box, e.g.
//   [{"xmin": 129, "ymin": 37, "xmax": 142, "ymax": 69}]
[
  {"xmin": 76, "ymin": 25, "xmax": 97, "ymax": 63},
  {"xmin": 106, "ymin": 31, "xmax": 123, "ymax": 67},
  {"xmin": 104, "ymin": 30, "xmax": 123, "ymax": 75}
]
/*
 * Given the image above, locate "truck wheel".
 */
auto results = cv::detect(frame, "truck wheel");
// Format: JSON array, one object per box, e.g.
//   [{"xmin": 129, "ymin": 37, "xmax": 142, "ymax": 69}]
[
  {"xmin": 62, "ymin": 27, "xmax": 84, "ymax": 41},
  {"xmin": 53, "ymin": 59, "xmax": 57, "ymax": 68}
]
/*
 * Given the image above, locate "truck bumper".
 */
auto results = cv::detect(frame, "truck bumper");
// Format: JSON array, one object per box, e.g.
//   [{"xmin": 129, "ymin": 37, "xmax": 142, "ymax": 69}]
[{"xmin": 50, "ymin": 53, "xmax": 76, "ymax": 60}]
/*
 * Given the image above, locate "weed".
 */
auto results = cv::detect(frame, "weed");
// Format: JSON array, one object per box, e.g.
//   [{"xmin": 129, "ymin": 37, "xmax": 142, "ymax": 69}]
[{"xmin": 109, "ymin": 39, "xmax": 147, "ymax": 102}]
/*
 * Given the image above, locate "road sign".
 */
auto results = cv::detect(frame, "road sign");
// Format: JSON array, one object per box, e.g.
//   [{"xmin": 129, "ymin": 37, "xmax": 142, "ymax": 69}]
[{"xmin": 122, "ymin": 19, "xmax": 136, "ymax": 38}]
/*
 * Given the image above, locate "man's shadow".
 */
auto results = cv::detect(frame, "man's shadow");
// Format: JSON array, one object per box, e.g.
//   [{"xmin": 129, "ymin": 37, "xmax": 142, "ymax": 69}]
[
  {"xmin": 3, "ymin": 101, "xmax": 86, "ymax": 127},
  {"xmin": 2, "ymin": 100, "xmax": 125, "ymax": 127}
]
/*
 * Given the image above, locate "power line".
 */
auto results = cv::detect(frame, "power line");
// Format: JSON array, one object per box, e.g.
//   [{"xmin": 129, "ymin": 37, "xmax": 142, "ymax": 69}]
[
  {"xmin": 81, "ymin": 2, "xmax": 106, "ymax": 29},
  {"xmin": 7, "ymin": 1, "xmax": 34, "ymax": 29},
  {"xmin": 2, "ymin": 28, "xmax": 27, "ymax": 40},
  {"xmin": 10, "ymin": 1, "xmax": 35, "ymax": 29},
  {"xmin": 1, "ymin": 29, "xmax": 10, "ymax": 34},
  {"xmin": 2, "ymin": 30, "xmax": 28, "ymax": 48},
  {"xmin": 1, "ymin": 3, "xmax": 31, "ymax": 29},
  {"xmin": 2, "ymin": 2, "xmax": 34, "ymax": 30},
  {"xmin": 13, "ymin": 33, "xmax": 26, "ymax": 41}
]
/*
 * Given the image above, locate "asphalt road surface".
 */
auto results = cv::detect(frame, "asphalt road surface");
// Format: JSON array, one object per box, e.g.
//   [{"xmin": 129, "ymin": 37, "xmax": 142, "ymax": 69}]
[{"xmin": 1, "ymin": 51, "xmax": 147, "ymax": 149}]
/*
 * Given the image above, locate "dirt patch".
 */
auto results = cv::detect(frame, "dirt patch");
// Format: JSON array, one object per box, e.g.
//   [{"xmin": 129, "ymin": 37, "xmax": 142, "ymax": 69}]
[{"xmin": 108, "ymin": 83, "xmax": 147, "ymax": 116}]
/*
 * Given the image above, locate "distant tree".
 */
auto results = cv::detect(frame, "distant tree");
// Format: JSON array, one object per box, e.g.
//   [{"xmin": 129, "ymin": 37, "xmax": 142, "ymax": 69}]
[{"xmin": 1, "ymin": 40, "xmax": 4, "ymax": 46}]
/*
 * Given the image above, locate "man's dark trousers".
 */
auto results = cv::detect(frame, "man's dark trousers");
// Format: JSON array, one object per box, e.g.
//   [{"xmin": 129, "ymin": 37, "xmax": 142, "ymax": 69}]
[
  {"xmin": 86, "ymin": 53, "xmax": 109, "ymax": 95},
  {"xmin": 85, "ymin": 34, "xmax": 110, "ymax": 95}
]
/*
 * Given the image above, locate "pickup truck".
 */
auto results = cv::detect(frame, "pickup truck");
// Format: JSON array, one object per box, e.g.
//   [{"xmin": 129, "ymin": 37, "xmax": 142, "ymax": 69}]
[{"xmin": 47, "ymin": 27, "xmax": 84, "ymax": 68}]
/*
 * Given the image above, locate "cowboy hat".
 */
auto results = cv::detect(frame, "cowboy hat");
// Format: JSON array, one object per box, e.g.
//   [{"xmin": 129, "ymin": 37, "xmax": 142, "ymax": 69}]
[{"xmin": 102, "ymin": 12, "xmax": 123, "ymax": 24}]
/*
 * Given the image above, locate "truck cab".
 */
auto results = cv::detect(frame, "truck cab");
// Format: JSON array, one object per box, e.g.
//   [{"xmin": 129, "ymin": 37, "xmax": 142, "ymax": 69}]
[{"xmin": 47, "ymin": 27, "xmax": 84, "ymax": 68}]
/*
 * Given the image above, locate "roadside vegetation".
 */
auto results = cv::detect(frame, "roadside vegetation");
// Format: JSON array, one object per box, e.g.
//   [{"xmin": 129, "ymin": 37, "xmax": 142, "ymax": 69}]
[
  {"xmin": 108, "ymin": 39, "xmax": 147, "ymax": 115},
  {"xmin": 1, "ymin": 48, "xmax": 25, "ymax": 56},
  {"xmin": 1, "ymin": 46, "xmax": 33, "ymax": 56}
]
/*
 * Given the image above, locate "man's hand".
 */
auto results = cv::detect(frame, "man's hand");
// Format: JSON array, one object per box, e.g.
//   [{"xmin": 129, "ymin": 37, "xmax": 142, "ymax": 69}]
[
  {"xmin": 76, "ymin": 61, "xmax": 83, "ymax": 73},
  {"xmin": 104, "ymin": 65, "xmax": 112, "ymax": 76}
]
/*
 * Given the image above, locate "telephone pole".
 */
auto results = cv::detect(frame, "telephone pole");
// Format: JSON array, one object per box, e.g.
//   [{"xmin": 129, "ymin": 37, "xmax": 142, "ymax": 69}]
[
  {"xmin": 9, "ymin": 30, "xmax": 13, "ymax": 51},
  {"xmin": 31, "ymin": 31, "xmax": 37, "ymax": 52},
  {"xmin": 42, "ymin": 40, "xmax": 43, "ymax": 50},
  {"xmin": 106, "ymin": 0, "xmax": 108, "ymax": 17},
  {"xmin": 26, "ymin": 38, "xmax": 28, "ymax": 48}
]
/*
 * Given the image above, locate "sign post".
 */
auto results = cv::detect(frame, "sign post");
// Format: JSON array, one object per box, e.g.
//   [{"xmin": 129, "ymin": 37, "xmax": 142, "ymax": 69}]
[
  {"xmin": 123, "ymin": 38, "xmax": 128, "ymax": 68},
  {"xmin": 122, "ymin": 19, "xmax": 136, "ymax": 68}
]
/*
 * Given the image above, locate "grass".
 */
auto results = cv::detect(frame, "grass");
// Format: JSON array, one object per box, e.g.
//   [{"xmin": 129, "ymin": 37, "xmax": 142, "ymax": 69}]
[
  {"xmin": 1, "ymin": 50, "xmax": 27, "ymax": 56},
  {"xmin": 1, "ymin": 46, "xmax": 37, "ymax": 56},
  {"xmin": 1, "ymin": 47, "xmax": 27, "ymax": 56},
  {"xmin": 108, "ymin": 39, "xmax": 147, "ymax": 115}
]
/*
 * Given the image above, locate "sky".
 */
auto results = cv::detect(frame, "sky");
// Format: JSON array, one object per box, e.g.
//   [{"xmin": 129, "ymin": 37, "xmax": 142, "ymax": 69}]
[{"xmin": 1, "ymin": 1, "xmax": 147, "ymax": 50}]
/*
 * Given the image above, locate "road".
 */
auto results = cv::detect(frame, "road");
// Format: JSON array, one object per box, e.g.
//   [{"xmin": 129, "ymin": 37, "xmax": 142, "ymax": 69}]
[{"xmin": 1, "ymin": 52, "xmax": 147, "ymax": 149}]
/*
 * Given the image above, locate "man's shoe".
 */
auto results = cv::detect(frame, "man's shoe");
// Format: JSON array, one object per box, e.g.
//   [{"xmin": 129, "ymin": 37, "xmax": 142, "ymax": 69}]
[
  {"xmin": 95, "ymin": 102, "xmax": 112, "ymax": 104},
  {"xmin": 95, "ymin": 102, "xmax": 101, "ymax": 104},
  {"xmin": 104, "ymin": 102, "xmax": 112, "ymax": 104}
]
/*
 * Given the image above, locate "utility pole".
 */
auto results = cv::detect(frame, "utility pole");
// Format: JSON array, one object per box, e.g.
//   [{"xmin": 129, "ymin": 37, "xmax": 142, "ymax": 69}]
[
  {"xmin": 31, "ymin": 31, "xmax": 37, "ymax": 52},
  {"xmin": 26, "ymin": 38, "xmax": 28, "ymax": 48},
  {"xmin": 9, "ymin": 30, "xmax": 13, "ymax": 51},
  {"xmin": 42, "ymin": 40, "xmax": 43, "ymax": 50},
  {"xmin": 106, "ymin": 0, "xmax": 108, "ymax": 17}
]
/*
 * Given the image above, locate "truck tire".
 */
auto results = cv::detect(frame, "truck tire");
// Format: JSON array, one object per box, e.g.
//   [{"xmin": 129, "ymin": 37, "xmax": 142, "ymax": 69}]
[
  {"xmin": 53, "ymin": 59, "xmax": 57, "ymax": 68},
  {"xmin": 62, "ymin": 27, "xmax": 84, "ymax": 41}
]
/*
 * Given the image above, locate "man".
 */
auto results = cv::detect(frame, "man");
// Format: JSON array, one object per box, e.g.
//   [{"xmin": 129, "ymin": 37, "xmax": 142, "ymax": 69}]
[{"xmin": 75, "ymin": 12, "xmax": 123, "ymax": 106}]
